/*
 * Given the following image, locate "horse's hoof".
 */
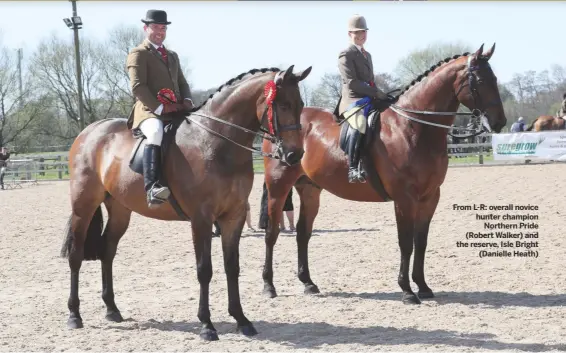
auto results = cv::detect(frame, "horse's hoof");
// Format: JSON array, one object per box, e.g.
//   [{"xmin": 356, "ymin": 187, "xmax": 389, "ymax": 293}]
[
  {"xmin": 402, "ymin": 293, "xmax": 422, "ymax": 305},
  {"xmin": 304, "ymin": 284, "xmax": 320, "ymax": 295},
  {"xmin": 67, "ymin": 317, "xmax": 83, "ymax": 329},
  {"xmin": 200, "ymin": 328, "xmax": 219, "ymax": 341},
  {"xmin": 238, "ymin": 323, "xmax": 258, "ymax": 337},
  {"xmin": 105, "ymin": 311, "xmax": 123, "ymax": 323},
  {"xmin": 263, "ymin": 286, "xmax": 277, "ymax": 299},
  {"xmin": 418, "ymin": 290, "xmax": 434, "ymax": 299}
]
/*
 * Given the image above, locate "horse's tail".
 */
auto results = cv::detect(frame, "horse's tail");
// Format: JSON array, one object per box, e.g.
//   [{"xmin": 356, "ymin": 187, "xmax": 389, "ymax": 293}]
[
  {"xmin": 60, "ymin": 205, "xmax": 106, "ymax": 261},
  {"xmin": 525, "ymin": 118, "xmax": 537, "ymax": 131}
]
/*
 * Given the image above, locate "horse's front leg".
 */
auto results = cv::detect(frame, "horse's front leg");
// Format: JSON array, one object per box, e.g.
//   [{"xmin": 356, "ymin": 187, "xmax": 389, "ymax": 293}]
[
  {"xmin": 190, "ymin": 217, "xmax": 217, "ymax": 341},
  {"xmin": 412, "ymin": 189, "xmax": 440, "ymax": 299},
  {"xmin": 393, "ymin": 198, "xmax": 420, "ymax": 304},
  {"xmin": 294, "ymin": 177, "xmax": 322, "ymax": 294},
  {"xmin": 261, "ymin": 181, "xmax": 291, "ymax": 298},
  {"xmin": 218, "ymin": 209, "xmax": 257, "ymax": 337}
]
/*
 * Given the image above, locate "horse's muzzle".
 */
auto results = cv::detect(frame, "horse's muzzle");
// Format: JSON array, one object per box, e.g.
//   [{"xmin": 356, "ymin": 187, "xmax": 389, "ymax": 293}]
[{"xmin": 285, "ymin": 150, "xmax": 304, "ymax": 166}]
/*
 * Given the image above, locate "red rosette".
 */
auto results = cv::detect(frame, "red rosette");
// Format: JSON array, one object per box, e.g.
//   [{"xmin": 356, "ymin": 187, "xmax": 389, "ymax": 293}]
[
  {"xmin": 157, "ymin": 88, "xmax": 177, "ymax": 105},
  {"xmin": 264, "ymin": 80, "xmax": 277, "ymax": 104},
  {"xmin": 264, "ymin": 80, "xmax": 277, "ymax": 134}
]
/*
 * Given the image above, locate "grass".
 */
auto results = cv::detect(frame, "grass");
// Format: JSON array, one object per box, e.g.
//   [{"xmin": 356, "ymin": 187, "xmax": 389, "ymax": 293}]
[{"xmin": 448, "ymin": 154, "xmax": 494, "ymax": 164}]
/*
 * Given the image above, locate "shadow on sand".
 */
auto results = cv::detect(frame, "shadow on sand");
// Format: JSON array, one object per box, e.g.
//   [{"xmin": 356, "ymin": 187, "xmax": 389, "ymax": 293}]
[
  {"xmin": 108, "ymin": 318, "xmax": 566, "ymax": 351},
  {"xmin": 322, "ymin": 290, "xmax": 566, "ymax": 308}
]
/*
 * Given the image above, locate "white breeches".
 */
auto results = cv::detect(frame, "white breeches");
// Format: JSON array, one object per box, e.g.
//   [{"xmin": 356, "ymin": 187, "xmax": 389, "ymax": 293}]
[{"xmin": 139, "ymin": 118, "xmax": 164, "ymax": 145}]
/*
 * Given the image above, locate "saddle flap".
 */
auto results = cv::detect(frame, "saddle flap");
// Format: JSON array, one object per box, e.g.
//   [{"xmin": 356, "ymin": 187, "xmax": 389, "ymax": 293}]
[{"xmin": 128, "ymin": 120, "xmax": 180, "ymax": 180}]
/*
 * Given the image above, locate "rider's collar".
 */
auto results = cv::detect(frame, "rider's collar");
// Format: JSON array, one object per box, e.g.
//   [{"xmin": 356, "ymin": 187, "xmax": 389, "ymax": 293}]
[{"xmin": 147, "ymin": 39, "xmax": 163, "ymax": 50}]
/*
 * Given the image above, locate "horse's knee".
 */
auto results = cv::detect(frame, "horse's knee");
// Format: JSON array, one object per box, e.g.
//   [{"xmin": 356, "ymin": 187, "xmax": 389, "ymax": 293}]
[
  {"xmin": 264, "ymin": 227, "xmax": 280, "ymax": 246},
  {"xmin": 223, "ymin": 250, "xmax": 240, "ymax": 277},
  {"xmin": 197, "ymin": 262, "xmax": 213, "ymax": 284}
]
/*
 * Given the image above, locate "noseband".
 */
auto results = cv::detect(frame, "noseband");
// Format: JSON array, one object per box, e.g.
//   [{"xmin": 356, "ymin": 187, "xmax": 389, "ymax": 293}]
[
  {"xmin": 186, "ymin": 72, "xmax": 301, "ymax": 160},
  {"xmin": 388, "ymin": 55, "xmax": 496, "ymax": 139}
]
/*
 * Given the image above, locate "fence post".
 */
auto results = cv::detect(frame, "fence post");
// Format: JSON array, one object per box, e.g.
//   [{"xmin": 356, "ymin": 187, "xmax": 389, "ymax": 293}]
[
  {"xmin": 57, "ymin": 155, "xmax": 63, "ymax": 180},
  {"xmin": 39, "ymin": 157, "xmax": 45, "ymax": 176},
  {"xmin": 26, "ymin": 161, "xmax": 32, "ymax": 180}
]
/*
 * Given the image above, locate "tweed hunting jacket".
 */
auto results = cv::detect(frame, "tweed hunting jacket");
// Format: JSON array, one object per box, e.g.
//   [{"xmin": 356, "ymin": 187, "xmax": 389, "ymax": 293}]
[{"xmin": 126, "ymin": 39, "xmax": 192, "ymax": 129}]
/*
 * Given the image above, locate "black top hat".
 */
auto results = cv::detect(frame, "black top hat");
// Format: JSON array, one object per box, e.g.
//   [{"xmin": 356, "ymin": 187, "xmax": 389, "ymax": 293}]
[{"xmin": 141, "ymin": 10, "xmax": 171, "ymax": 25}]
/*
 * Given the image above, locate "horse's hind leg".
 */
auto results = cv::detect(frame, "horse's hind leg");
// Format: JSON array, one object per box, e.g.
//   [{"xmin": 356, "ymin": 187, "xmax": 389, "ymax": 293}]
[
  {"xmin": 61, "ymin": 179, "xmax": 106, "ymax": 329},
  {"xmin": 101, "ymin": 196, "xmax": 132, "ymax": 322},
  {"xmin": 190, "ymin": 216, "xmax": 218, "ymax": 341},
  {"xmin": 411, "ymin": 189, "xmax": 440, "ymax": 299},
  {"xmin": 294, "ymin": 177, "xmax": 322, "ymax": 294},
  {"xmin": 217, "ymin": 209, "xmax": 257, "ymax": 337}
]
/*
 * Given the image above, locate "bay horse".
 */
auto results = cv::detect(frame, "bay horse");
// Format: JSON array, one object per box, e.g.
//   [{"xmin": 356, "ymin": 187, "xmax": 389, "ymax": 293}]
[
  {"xmin": 59, "ymin": 65, "xmax": 312, "ymax": 340},
  {"xmin": 260, "ymin": 44, "xmax": 506, "ymax": 305},
  {"xmin": 526, "ymin": 115, "xmax": 565, "ymax": 131}
]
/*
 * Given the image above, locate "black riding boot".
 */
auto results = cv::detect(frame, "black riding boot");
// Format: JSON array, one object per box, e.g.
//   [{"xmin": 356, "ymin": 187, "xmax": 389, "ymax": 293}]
[
  {"xmin": 143, "ymin": 144, "xmax": 170, "ymax": 207},
  {"xmin": 347, "ymin": 129, "xmax": 366, "ymax": 183},
  {"xmin": 354, "ymin": 131, "xmax": 367, "ymax": 182}
]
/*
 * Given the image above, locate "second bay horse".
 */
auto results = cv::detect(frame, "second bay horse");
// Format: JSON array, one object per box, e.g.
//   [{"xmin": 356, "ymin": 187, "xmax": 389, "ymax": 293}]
[
  {"xmin": 526, "ymin": 115, "xmax": 566, "ymax": 131},
  {"xmin": 261, "ymin": 44, "xmax": 507, "ymax": 304}
]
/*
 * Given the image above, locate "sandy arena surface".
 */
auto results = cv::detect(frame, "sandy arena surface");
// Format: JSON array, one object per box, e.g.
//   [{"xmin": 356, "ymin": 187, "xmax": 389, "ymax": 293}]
[{"xmin": 1, "ymin": 163, "xmax": 566, "ymax": 352}]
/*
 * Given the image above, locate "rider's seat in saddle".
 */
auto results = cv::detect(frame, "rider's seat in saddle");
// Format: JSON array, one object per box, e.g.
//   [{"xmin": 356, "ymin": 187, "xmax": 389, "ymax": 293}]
[
  {"xmin": 129, "ymin": 120, "xmax": 179, "ymax": 177},
  {"xmin": 334, "ymin": 96, "xmax": 393, "ymax": 201},
  {"xmin": 128, "ymin": 116, "xmax": 191, "ymax": 220}
]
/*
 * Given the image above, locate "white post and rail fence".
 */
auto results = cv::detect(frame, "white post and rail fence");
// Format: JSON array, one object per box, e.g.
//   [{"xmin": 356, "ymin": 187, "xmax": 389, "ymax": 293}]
[{"xmin": 2, "ymin": 131, "xmax": 565, "ymax": 187}]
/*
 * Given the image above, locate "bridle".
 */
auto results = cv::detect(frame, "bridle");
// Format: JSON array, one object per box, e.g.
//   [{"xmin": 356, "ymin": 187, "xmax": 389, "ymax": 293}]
[
  {"xmin": 388, "ymin": 55, "xmax": 500, "ymax": 139},
  {"xmin": 185, "ymin": 71, "xmax": 302, "ymax": 161}
]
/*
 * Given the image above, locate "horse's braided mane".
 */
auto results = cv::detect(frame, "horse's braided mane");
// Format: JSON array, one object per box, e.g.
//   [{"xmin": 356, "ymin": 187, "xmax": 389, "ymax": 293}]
[
  {"xmin": 396, "ymin": 52, "xmax": 471, "ymax": 98},
  {"xmin": 193, "ymin": 67, "xmax": 281, "ymax": 110}
]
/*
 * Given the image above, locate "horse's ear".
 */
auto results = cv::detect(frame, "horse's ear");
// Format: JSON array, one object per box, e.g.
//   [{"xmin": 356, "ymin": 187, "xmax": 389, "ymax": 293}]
[
  {"xmin": 295, "ymin": 66, "xmax": 312, "ymax": 82},
  {"xmin": 483, "ymin": 43, "xmax": 496, "ymax": 60},
  {"xmin": 283, "ymin": 65, "xmax": 295, "ymax": 81},
  {"xmin": 563, "ymin": 92, "xmax": 566, "ymax": 100},
  {"xmin": 473, "ymin": 43, "xmax": 484, "ymax": 61}
]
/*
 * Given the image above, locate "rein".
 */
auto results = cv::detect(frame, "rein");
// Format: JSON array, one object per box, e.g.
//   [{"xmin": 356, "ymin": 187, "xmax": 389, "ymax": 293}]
[
  {"xmin": 186, "ymin": 111, "xmax": 282, "ymax": 159},
  {"xmin": 386, "ymin": 55, "xmax": 495, "ymax": 139},
  {"xmin": 184, "ymin": 72, "xmax": 300, "ymax": 161}
]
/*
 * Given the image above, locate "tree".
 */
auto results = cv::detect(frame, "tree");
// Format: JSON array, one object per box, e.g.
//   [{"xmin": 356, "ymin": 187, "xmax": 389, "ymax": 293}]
[
  {"xmin": 498, "ymin": 83, "xmax": 515, "ymax": 103},
  {"xmin": 393, "ymin": 41, "xmax": 473, "ymax": 86},
  {"xmin": 30, "ymin": 36, "xmax": 114, "ymax": 131},
  {"xmin": 310, "ymin": 73, "xmax": 341, "ymax": 110},
  {"xmin": 0, "ymin": 43, "xmax": 42, "ymax": 148},
  {"xmin": 299, "ymin": 81, "xmax": 312, "ymax": 106},
  {"xmin": 374, "ymin": 72, "xmax": 401, "ymax": 94},
  {"xmin": 98, "ymin": 24, "xmax": 145, "ymax": 116}
]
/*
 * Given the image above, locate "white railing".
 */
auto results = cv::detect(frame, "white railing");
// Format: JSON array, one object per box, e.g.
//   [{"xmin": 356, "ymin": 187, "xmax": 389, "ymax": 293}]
[{"xmin": 5, "ymin": 132, "xmax": 560, "ymax": 183}]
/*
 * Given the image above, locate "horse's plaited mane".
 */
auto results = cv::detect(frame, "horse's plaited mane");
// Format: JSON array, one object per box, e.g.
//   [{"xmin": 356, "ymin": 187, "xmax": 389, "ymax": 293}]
[
  {"xmin": 193, "ymin": 67, "xmax": 281, "ymax": 111},
  {"xmin": 396, "ymin": 52, "xmax": 472, "ymax": 98}
]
